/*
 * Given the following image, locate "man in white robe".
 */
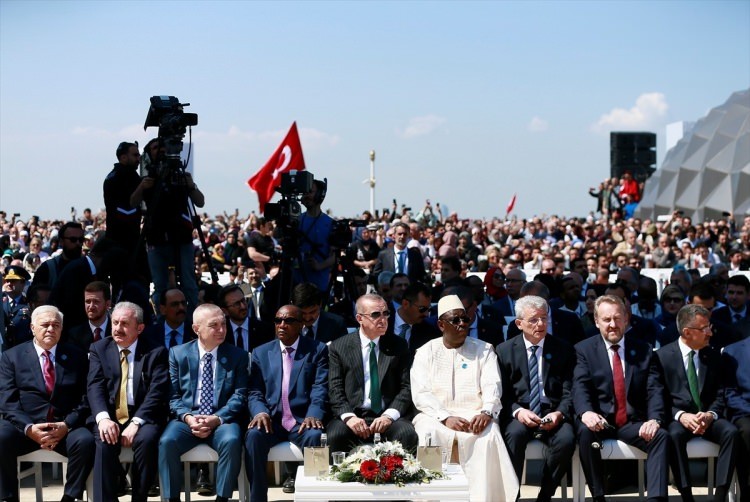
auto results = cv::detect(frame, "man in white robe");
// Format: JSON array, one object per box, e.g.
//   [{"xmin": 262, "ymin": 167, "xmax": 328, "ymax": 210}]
[{"xmin": 411, "ymin": 295, "xmax": 519, "ymax": 502}]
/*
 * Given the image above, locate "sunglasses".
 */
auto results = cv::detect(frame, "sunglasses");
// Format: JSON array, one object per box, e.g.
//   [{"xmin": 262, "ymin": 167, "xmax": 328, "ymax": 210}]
[
  {"xmin": 274, "ymin": 317, "xmax": 301, "ymax": 325},
  {"xmin": 416, "ymin": 305, "xmax": 431, "ymax": 313},
  {"xmin": 442, "ymin": 315, "xmax": 471, "ymax": 327},
  {"xmin": 663, "ymin": 297, "xmax": 684, "ymax": 304},
  {"xmin": 64, "ymin": 236, "xmax": 84, "ymax": 243},
  {"xmin": 359, "ymin": 310, "xmax": 390, "ymax": 320}
]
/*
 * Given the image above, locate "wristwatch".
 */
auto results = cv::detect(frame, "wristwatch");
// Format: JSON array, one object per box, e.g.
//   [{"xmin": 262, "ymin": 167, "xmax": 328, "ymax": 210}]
[{"xmin": 480, "ymin": 410, "xmax": 492, "ymax": 417}]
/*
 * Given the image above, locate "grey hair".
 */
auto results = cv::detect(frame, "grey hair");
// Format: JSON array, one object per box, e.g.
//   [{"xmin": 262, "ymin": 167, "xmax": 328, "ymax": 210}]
[
  {"xmin": 31, "ymin": 305, "xmax": 63, "ymax": 325},
  {"xmin": 112, "ymin": 301, "xmax": 144, "ymax": 324},
  {"xmin": 515, "ymin": 296, "xmax": 548, "ymax": 319},
  {"xmin": 676, "ymin": 304, "xmax": 711, "ymax": 334}
]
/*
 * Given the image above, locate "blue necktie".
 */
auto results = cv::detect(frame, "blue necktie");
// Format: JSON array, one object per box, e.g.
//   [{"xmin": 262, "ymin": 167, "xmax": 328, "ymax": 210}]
[
  {"xmin": 397, "ymin": 250, "xmax": 406, "ymax": 274},
  {"xmin": 199, "ymin": 353, "xmax": 214, "ymax": 415},
  {"xmin": 528, "ymin": 346, "xmax": 541, "ymax": 415}
]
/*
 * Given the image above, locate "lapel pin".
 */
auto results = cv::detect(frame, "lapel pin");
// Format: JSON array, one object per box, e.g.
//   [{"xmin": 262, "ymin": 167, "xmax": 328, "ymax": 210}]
[{"xmin": 220, "ymin": 357, "xmax": 228, "ymax": 364}]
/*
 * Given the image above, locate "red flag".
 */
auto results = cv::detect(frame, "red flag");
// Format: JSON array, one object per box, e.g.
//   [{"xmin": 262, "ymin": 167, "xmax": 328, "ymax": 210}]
[
  {"xmin": 247, "ymin": 122, "xmax": 306, "ymax": 212},
  {"xmin": 505, "ymin": 193, "xmax": 517, "ymax": 215}
]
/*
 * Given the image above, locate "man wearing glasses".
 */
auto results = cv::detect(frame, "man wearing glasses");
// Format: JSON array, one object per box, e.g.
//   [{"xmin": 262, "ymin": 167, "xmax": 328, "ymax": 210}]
[
  {"xmin": 388, "ymin": 282, "xmax": 439, "ymax": 353},
  {"xmin": 654, "ymin": 304, "xmax": 739, "ymax": 502},
  {"xmin": 326, "ymin": 294, "xmax": 417, "ymax": 454},
  {"xmin": 372, "ymin": 222, "xmax": 426, "ymax": 285},
  {"xmin": 496, "ymin": 295, "xmax": 576, "ymax": 502},
  {"xmin": 245, "ymin": 305, "xmax": 328, "ymax": 498},
  {"xmin": 411, "ymin": 295, "xmax": 519, "ymax": 502},
  {"xmin": 30, "ymin": 221, "xmax": 84, "ymax": 291},
  {"xmin": 218, "ymin": 284, "xmax": 273, "ymax": 352}
]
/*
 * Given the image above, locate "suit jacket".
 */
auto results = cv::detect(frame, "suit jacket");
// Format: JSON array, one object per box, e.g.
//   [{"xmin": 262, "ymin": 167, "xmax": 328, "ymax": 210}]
[
  {"xmin": 49, "ymin": 257, "xmax": 101, "ymax": 334},
  {"xmin": 496, "ymin": 334, "xmax": 575, "ymax": 424},
  {"xmin": 372, "ymin": 247, "xmax": 426, "ymax": 284},
  {"xmin": 169, "ymin": 340, "xmax": 249, "ymax": 424},
  {"xmin": 712, "ymin": 304, "xmax": 749, "ymax": 326},
  {"xmin": 492, "ymin": 296, "xmax": 515, "ymax": 318},
  {"xmin": 222, "ymin": 315, "xmax": 274, "ymax": 352},
  {"xmin": 87, "ymin": 337, "xmax": 170, "ymax": 426},
  {"xmin": 721, "ymin": 338, "xmax": 750, "ymax": 421},
  {"xmin": 248, "ymin": 336, "xmax": 329, "ymax": 423},
  {"xmin": 66, "ymin": 319, "xmax": 112, "ymax": 352},
  {"xmin": 0, "ymin": 341, "xmax": 90, "ymax": 431},
  {"xmin": 142, "ymin": 321, "xmax": 196, "ymax": 349},
  {"xmin": 474, "ymin": 316, "xmax": 505, "ymax": 346},
  {"xmin": 305, "ymin": 311, "xmax": 347, "ymax": 344},
  {"xmin": 653, "ymin": 340, "xmax": 724, "ymax": 420},
  {"xmin": 572, "ymin": 334, "xmax": 664, "ymax": 424},
  {"xmin": 480, "ymin": 302, "xmax": 506, "ymax": 324},
  {"xmin": 584, "ymin": 314, "xmax": 662, "ymax": 347},
  {"xmin": 386, "ymin": 311, "xmax": 440, "ymax": 354},
  {"xmin": 328, "ymin": 332, "xmax": 414, "ymax": 419},
  {"xmin": 507, "ymin": 308, "xmax": 586, "ymax": 346}
]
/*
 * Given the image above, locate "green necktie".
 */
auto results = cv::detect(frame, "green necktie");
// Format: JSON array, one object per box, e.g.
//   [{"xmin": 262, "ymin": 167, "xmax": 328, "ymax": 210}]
[
  {"xmin": 687, "ymin": 350, "xmax": 702, "ymax": 411},
  {"xmin": 369, "ymin": 341, "xmax": 382, "ymax": 414}
]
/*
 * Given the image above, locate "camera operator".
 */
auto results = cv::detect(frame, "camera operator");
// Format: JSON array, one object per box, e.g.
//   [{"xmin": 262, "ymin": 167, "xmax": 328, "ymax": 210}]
[
  {"xmin": 131, "ymin": 138, "xmax": 205, "ymax": 310},
  {"xmin": 103, "ymin": 141, "xmax": 150, "ymax": 285},
  {"xmin": 293, "ymin": 179, "xmax": 335, "ymax": 292},
  {"xmin": 246, "ymin": 217, "xmax": 276, "ymax": 275}
]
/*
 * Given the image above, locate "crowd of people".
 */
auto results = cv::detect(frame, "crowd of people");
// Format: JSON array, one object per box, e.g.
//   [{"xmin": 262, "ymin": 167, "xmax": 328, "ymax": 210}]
[{"xmin": 1, "ymin": 142, "xmax": 750, "ymax": 502}]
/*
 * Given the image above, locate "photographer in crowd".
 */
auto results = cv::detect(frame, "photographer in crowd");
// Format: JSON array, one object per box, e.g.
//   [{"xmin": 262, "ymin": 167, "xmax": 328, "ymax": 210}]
[
  {"xmin": 294, "ymin": 179, "xmax": 335, "ymax": 293},
  {"xmin": 131, "ymin": 138, "xmax": 205, "ymax": 311}
]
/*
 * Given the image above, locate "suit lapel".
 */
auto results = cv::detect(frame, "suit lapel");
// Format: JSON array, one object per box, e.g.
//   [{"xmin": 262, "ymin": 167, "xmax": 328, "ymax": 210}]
[
  {"xmin": 349, "ymin": 335, "xmax": 365, "ymax": 401},
  {"xmin": 698, "ymin": 348, "xmax": 708, "ymax": 392},
  {"xmin": 377, "ymin": 337, "xmax": 393, "ymax": 382},
  {"xmin": 513, "ymin": 336, "xmax": 531, "ymax": 395},
  {"xmin": 132, "ymin": 342, "xmax": 146, "ymax": 400},
  {"xmin": 106, "ymin": 341, "xmax": 121, "ymax": 391},
  {"xmin": 624, "ymin": 338, "xmax": 636, "ymax": 390},
  {"xmin": 289, "ymin": 339, "xmax": 305, "ymax": 389},
  {"xmin": 215, "ymin": 346, "xmax": 228, "ymax": 401},
  {"xmin": 188, "ymin": 343, "xmax": 200, "ymax": 396},
  {"xmin": 267, "ymin": 343, "xmax": 282, "ymax": 402},
  {"xmin": 53, "ymin": 346, "xmax": 67, "ymax": 395},
  {"xmin": 595, "ymin": 337, "xmax": 614, "ymax": 389},
  {"xmin": 26, "ymin": 343, "xmax": 47, "ymax": 393},
  {"xmin": 541, "ymin": 337, "xmax": 551, "ymax": 386}
]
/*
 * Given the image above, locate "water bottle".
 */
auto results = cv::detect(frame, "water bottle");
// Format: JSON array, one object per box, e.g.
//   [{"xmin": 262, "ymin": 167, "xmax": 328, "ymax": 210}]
[
  {"xmin": 320, "ymin": 433, "xmax": 327, "ymax": 448},
  {"xmin": 425, "ymin": 432, "xmax": 432, "ymax": 447},
  {"xmin": 373, "ymin": 433, "xmax": 381, "ymax": 444}
]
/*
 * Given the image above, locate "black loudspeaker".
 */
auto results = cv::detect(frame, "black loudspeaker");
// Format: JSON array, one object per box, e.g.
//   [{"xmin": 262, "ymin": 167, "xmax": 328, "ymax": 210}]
[{"xmin": 610, "ymin": 132, "xmax": 657, "ymax": 182}]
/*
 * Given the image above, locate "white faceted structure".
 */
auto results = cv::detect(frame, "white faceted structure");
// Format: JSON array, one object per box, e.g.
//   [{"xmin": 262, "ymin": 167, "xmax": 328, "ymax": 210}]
[{"xmin": 636, "ymin": 89, "xmax": 750, "ymax": 221}]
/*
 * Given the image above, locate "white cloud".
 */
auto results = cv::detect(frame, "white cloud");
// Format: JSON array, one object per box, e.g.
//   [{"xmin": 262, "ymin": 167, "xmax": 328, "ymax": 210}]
[
  {"xmin": 591, "ymin": 92, "xmax": 668, "ymax": 134},
  {"xmin": 397, "ymin": 115, "xmax": 446, "ymax": 139},
  {"xmin": 528, "ymin": 116, "xmax": 549, "ymax": 132}
]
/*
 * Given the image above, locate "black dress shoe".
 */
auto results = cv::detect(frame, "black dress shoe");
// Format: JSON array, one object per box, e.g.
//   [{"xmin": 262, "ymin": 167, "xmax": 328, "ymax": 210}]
[
  {"xmin": 282, "ymin": 476, "xmax": 295, "ymax": 493},
  {"xmin": 196, "ymin": 469, "xmax": 215, "ymax": 496},
  {"xmin": 148, "ymin": 483, "xmax": 160, "ymax": 497}
]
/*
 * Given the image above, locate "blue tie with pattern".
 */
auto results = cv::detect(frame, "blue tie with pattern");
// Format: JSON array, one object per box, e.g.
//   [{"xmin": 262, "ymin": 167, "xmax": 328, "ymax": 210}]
[
  {"xmin": 199, "ymin": 353, "xmax": 214, "ymax": 415},
  {"xmin": 528, "ymin": 345, "xmax": 541, "ymax": 415}
]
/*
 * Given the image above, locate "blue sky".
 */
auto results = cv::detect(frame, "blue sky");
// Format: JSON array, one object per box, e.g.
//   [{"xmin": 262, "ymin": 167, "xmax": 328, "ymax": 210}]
[{"xmin": 1, "ymin": 0, "xmax": 748, "ymax": 221}]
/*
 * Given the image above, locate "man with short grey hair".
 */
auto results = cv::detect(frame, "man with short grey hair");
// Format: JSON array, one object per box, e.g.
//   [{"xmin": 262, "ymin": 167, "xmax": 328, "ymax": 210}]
[
  {"xmin": 0, "ymin": 305, "xmax": 94, "ymax": 502},
  {"xmin": 497, "ymin": 295, "xmax": 576, "ymax": 502},
  {"xmin": 654, "ymin": 304, "xmax": 739, "ymax": 502}
]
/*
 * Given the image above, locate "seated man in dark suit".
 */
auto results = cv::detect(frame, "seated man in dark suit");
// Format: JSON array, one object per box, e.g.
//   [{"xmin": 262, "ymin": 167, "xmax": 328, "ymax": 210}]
[
  {"xmin": 291, "ymin": 282, "xmax": 347, "ymax": 344},
  {"xmin": 0, "ymin": 305, "xmax": 94, "ymax": 502},
  {"xmin": 387, "ymin": 282, "xmax": 439, "ymax": 353},
  {"xmin": 653, "ymin": 304, "xmax": 739, "ymax": 502},
  {"xmin": 721, "ymin": 336, "xmax": 750, "ymax": 500},
  {"xmin": 712, "ymin": 275, "xmax": 750, "ymax": 339},
  {"xmin": 496, "ymin": 295, "xmax": 576, "ymax": 502},
  {"xmin": 445, "ymin": 285, "xmax": 506, "ymax": 347},
  {"xmin": 219, "ymin": 284, "xmax": 273, "ymax": 351},
  {"xmin": 584, "ymin": 282, "xmax": 662, "ymax": 348},
  {"xmin": 573, "ymin": 295, "xmax": 669, "ymax": 502},
  {"xmin": 506, "ymin": 281, "xmax": 586, "ymax": 346},
  {"xmin": 142, "ymin": 288, "xmax": 196, "ymax": 349},
  {"xmin": 158, "ymin": 303, "xmax": 250, "ymax": 502},
  {"xmin": 371, "ymin": 222, "xmax": 426, "ymax": 285},
  {"xmin": 662, "ymin": 282, "xmax": 744, "ymax": 350},
  {"xmin": 87, "ymin": 301, "xmax": 170, "ymax": 502},
  {"xmin": 66, "ymin": 280, "xmax": 112, "ymax": 351},
  {"xmin": 245, "ymin": 305, "xmax": 329, "ymax": 499},
  {"xmin": 327, "ymin": 294, "xmax": 418, "ymax": 454}
]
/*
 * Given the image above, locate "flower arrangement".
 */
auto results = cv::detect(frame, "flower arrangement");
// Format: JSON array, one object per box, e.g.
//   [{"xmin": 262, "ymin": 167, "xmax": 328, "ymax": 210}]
[{"xmin": 329, "ymin": 440, "xmax": 443, "ymax": 486}]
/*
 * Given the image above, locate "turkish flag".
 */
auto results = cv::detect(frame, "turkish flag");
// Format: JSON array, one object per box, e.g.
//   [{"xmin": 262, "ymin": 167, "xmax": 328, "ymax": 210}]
[
  {"xmin": 247, "ymin": 122, "xmax": 306, "ymax": 212},
  {"xmin": 505, "ymin": 193, "xmax": 517, "ymax": 215}
]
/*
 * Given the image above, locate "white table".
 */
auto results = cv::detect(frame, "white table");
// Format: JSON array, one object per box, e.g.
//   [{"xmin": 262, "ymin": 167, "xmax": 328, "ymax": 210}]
[{"xmin": 294, "ymin": 463, "xmax": 470, "ymax": 501}]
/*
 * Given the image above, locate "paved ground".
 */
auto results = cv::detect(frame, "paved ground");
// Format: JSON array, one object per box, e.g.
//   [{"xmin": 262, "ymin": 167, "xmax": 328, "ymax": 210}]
[{"xmin": 17, "ymin": 462, "xmax": 715, "ymax": 501}]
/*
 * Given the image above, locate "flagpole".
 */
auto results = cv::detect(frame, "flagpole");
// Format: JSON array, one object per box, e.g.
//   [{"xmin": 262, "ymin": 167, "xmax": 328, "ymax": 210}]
[{"xmin": 367, "ymin": 150, "xmax": 376, "ymax": 214}]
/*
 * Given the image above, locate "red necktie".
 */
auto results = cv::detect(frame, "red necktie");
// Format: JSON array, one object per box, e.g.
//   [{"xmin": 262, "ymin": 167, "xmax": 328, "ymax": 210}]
[
  {"xmin": 93, "ymin": 327, "xmax": 102, "ymax": 342},
  {"xmin": 42, "ymin": 350, "xmax": 55, "ymax": 395},
  {"xmin": 610, "ymin": 344, "xmax": 628, "ymax": 427},
  {"xmin": 42, "ymin": 350, "xmax": 55, "ymax": 420}
]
